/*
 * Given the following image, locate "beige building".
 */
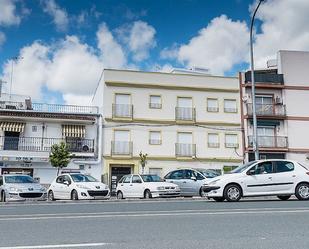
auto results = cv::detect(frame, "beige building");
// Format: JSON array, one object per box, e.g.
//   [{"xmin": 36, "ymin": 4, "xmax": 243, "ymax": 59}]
[
  {"xmin": 241, "ymin": 50, "xmax": 309, "ymax": 167},
  {"xmin": 92, "ymin": 69, "xmax": 243, "ymax": 193}
]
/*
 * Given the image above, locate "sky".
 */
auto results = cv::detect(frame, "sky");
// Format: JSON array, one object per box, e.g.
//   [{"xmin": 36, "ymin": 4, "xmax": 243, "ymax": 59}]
[{"xmin": 0, "ymin": 0, "xmax": 309, "ymax": 105}]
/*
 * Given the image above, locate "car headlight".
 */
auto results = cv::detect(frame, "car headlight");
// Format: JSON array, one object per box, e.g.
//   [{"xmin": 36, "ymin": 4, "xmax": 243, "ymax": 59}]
[
  {"xmin": 175, "ymin": 186, "xmax": 180, "ymax": 190},
  {"xmin": 76, "ymin": 184, "xmax": 90, "ymax": 189},
  {"xmin": 40, "ymin": 187, "xmax": 47, "ymax": 192},
  {"xmin": 105, "ymin": 185, "xmax": 109, "ymax": 190},
  {"xmin": 208, "ymin": 179, "xmax": 220, "ymax": 185},
  {"xmin": 9, "ymin": 187, "xmax": 21, "ymax": 192},
  {"xmin": 157, "ymin": 186, "xmax": 165, "ymax": 191}
]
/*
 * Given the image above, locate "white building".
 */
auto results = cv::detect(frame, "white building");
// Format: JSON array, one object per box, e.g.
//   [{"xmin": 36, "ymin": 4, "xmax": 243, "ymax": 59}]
[
  {"xmin": 0, "ymin": 93, "xmax": 101, "ymax": 184},
  {"xmin": 241, "ymin": 50, "xmax": 309, "ymax": 167},
  {"xmin": 92, "ymin": 69, "xmax": 243, "ymax": 193}
]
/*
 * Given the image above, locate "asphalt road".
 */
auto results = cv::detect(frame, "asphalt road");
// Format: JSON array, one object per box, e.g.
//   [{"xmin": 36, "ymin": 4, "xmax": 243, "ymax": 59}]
[{"xmin": 0, "ymin": 198, "xmax": 309, "ymax": 249}]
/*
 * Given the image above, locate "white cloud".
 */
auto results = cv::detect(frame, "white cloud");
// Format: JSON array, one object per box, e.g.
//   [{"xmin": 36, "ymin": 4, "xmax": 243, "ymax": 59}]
[
  {"xmin": 165, "ymin": 15, "xmax": 249, "ymax": 75},
  {"xmin": 0, "ymin": 32, "xmax": 6, "ymax": 47},
  {"xmin": 42, "ymin": 0, "xmax": 69, "ymax": 32},
  {"xmin": 0, "ymin": 0, "xmax": 21, "ymax": 26},
  {"xmin": 97, "ymin": 23, "xmax": 127, "ymax": 68},
  {"xmin": 62, "ymin": 93, "xmax": 92, "ymax": 106},
  {"xmin": 252, "ymin": 0, "xmax": 309, "ymax": 68}
]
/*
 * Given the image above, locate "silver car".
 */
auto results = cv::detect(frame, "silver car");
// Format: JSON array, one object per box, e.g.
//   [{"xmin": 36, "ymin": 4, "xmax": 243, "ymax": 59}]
[
  {"xmin": 0, "ymin": 174, "xmax": 47, "ymax": 202},
  {"xmin": 164, "ymin": 168, "xmax": 220, "ymax": 197}
]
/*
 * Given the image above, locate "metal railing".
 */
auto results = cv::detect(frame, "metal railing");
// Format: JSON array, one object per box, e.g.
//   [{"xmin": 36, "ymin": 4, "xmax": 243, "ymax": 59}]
[
  {"xmin": 208, "ymin": 142, "xmax": 220, "ymax": 148},
  {"xmin": 207, "ymin": 107, "xmax": 219, "ymax": 112},
  {"xmin": 112, "ymin": 104, "xmax": 133, "ymax": 119},
  {"xmin": 245, "ymin": 71, "xmax": 284, "ymax": 84},
  {"xmin": 247, "ymin": 104, "xmax": 286, "ymax": 116},
  {"xmin": 149, "ymin": 103, "xmax": 162, "ymax": 109},
  {"xmin": 224, "ymin": 107, "xmax": 238, "ymax": 113},
  {"xmin": 111, "ymin": 141, "xmax": 133, "ymax": 156},
  {"xmin": 0, "ymin": 136, "xmax": 95, "ymax": 153},
  {"xmin": 175, "ymin": 143, "xmax": 196, "ymax": 157},
  {"xmin": 248, "ymin": 136, "xmax": 288, "ymax": 148},
  {"xmin": 175, "ymin": 107, "xmax": 196, "ymax": 121},
  {"xmin": 149, "ymin": 139, "xmax": 161, "ymax": 145}
]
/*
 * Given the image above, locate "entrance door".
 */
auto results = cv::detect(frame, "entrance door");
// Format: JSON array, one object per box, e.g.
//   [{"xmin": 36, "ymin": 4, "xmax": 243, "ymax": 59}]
[
  {"xmin": 3, "ymin": 131, "xmax": 20, "ymax": 150},
  {"xmin": 110, "ymin": 165, "xmax": 132, "ymax": 196}
]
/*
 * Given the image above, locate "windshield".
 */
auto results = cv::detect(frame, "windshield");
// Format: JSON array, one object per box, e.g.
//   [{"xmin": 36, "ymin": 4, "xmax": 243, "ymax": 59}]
[
  {"xmin": 230, "ymin": 161, "xmax": 257, "ymax": 174},
  {"xmin": 5, "ymin": 175, "xmax": 35, "ymax": 184},
  {"xmin": 141, "ymin": 175, "xmax": 164, "ymax": 182},
  {"xmin": 197, "ymin": 169, "xmax": 220, "ymax": 178},
  {"xmin": 71, "ymin": 174, "xmax": 98, "ymax": 182}
]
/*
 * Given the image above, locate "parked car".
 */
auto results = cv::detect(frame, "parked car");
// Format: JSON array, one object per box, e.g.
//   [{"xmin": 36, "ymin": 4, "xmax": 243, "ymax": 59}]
[
  {"xmin": 116, "ymin": 174, "xmax": 180, "ymax": 199},
  {"xmin": 164, "ymin": 168, "xmax": 220, "ymax": 197},
  {"xmin": 48, "ymin": 173, "xmax": 110, "ymax": 201},
  {"xmin": 203, "ymin": 159, "xmax": 309, "ymax": 202},
  {"xmin": 0, "ymin": 174, "xmax": 47, "ymax": 202}
]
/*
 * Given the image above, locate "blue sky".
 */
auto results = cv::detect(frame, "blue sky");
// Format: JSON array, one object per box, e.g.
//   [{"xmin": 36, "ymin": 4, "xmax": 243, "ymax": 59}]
[{"xmin": 0, "ymin": 0, "xmax": 308, "ymax": 105}]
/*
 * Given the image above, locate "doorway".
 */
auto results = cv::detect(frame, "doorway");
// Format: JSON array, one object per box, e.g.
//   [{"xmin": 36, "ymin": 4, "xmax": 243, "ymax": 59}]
[
  {"xmin": 3, "ymin": 131, "xmax": 20, "ymax": 150},
  {"xmin": 110, "ymin": 165, "xmax": 132, "ymax": 196}
]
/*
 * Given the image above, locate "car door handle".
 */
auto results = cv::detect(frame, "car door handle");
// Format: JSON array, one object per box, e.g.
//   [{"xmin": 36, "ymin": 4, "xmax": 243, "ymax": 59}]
[
  {"xmin": 183, "ymin": 181, "xmax": 186, "ymax": 183},
  {"xmin": 292, "ymin": 175, "xmax": 296, "ymax": 177},
  {"xmin": 130, "ymin": 184, "xmax": 133, "ymax": 186},
  {"xmin": 268, "ymin": 177, "xmax": 272, "ymax": 179},
  {"xmin": 170, "ymin": 181, "xmax": 174, "ymax": 183},
  {"xmin": 120, "ymin": 184, "xmax": 124, "ymax": 186}
]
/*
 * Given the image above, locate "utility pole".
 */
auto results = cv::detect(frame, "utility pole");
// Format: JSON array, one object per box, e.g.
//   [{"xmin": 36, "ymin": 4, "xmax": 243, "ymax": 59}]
[{"xmin": 250, "ymin": 0, "xmax": 265, "ymax": 160}]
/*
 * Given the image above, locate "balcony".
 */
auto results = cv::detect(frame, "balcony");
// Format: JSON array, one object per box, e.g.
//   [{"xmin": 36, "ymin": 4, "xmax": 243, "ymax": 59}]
[
  {"xmin": 111, "ymin": 141, "xmax": 133, "ymax": 156},
  {"xmin": 175, "ymin": 107, "xmax": 196, "ymax": 122},
  {"xmin": 245, "ymin": 71, "xmax": 284, "ymax": 84},
  {"xmin": 175, "ymin": 143, "xmax": 196, "ymax": 157},
  {"xmin": 248, "ymin": 136, "xmax": 288, "ymax": 149},
  {"xmin": 247, "ymin": 104, "xmax": 286, "ymax": 117},
  {"xmin": 112, "ymin": 104, "xmax": 133, "ymax": 119},
  {"xmin": 0, "ymin": 137, "xmax": 95, "ymax": 153}
]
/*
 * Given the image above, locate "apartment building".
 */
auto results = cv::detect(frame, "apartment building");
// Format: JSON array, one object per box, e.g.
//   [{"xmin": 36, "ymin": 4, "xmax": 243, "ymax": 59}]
[
  {"xmin": 0, "ymin": 93, "xmax": 101, "ymax": 184},
  {"xmin": 92, "ymin": 69, "xmax": 243, "ymax": 193},
  {"xmin": 241, "ymin": 50, "xmax": 309, "ymax": 167}
]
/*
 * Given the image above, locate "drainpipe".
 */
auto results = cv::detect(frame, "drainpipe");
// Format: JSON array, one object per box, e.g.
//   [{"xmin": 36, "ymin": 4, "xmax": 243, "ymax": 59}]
[{"xmin": 73, "ymin": 114, "xmax": 102, "ymax": 165}]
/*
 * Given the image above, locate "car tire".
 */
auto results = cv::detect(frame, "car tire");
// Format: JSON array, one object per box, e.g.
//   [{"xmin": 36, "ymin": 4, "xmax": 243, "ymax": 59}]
[
  {"xmin": 0, "ymin": 191, "xmax": 6, "ymax": 203},
  {"xmin": 117, "ymin": 191, "xmax": 124, "ymax": 199},
  {"xmin": 144, "ymin": 189, "xmax": 152, "ymax": 199},
  {"xmin": 224, "ymin": 184, "xmax": 242, "ymax": 202},
  {"xmin": 71, "ymin": 190, "xmax": 79, "ymax": 201},
  {"xmin": 277, "ymin": 195, "xmax": 291, "ymax": 201},
  {"xmin": 199, "ymin": 188, "xmax": 205, "ymax": 197},
  {"xmin": 295, "ymin": 182, "xmax": 309, "ymax": 201},
  {"xmin": 213, "ymin": 197, "xmax": 225, "ymax": 202},
  {"xmin": 48, "ymin": 190, "xmax": 55, "ymax": 201}
]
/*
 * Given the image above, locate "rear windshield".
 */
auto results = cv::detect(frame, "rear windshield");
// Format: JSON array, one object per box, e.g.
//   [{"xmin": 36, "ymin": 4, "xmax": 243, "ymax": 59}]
[{"xmin": 141, "ymin": 175, "xmax": 164, "ymax": 182}]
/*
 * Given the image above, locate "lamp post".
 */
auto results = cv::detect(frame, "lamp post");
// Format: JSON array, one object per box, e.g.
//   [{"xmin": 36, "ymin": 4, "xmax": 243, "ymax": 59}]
[
  {"xmin": 9, "ymin": 56, "xmax": 23, "ymax": 100},
  {"xmin": 250, "ymin": 0, "xmax": 265, "ymax": 161}
]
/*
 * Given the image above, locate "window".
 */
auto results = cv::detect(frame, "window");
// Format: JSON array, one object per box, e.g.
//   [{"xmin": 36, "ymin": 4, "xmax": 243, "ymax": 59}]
[
  {"xmin": 225, "ymin": 134, "xmax": 238, "ymax": 148},
  {"xmin": 149, "ymin": 168, "xmax": 162, "ymax": 177},
  {"xmin": 56, "ymin": 176, "xmax": 64, "ymax": 183},
  {"xmin": 169, "ymin": 170, "xmax": 184, "ymax": 179},
  {"xmin": 256, "ymin": 96, "xmax": 274, "ymax": 115},
  {"xmin": 0, "ymin": 176, "xmax": 3, "ymax": 186},
  {"xmin": 184, "ymin": 170, "xmax": 194, "ymax": 179},
  {"xmin": 113, "ymin": 93, "xmax": 132, "ymax": 118},
  {"xmin": 224, "ymin": 99, "xmax": 237, "ymax": 113},
  {"xmin": 149, "ymin": 131, "xmax": 161, "ymax": 145},
  {"xmin": 176, "ymin": 132, "xmax": 194, "ymax": 157},
  {"xmin": 251, "ymin": 161, "xmax": 274, "ymax": 175},
  {"xmin": 112, "ymin": 130, "xmax": 131, "ymax": 155},
  {"xmin": 207, "ymin": 98, "xmax": 219, "ymax": 112},
  {"xmin": 176, "ymin": 97, "xmax": 195, "ymax": 121},
  {"xmin": 132, "ymin": 175, "xmax": 142, "ymax": 183},
  {"xmin": 208, "ymin": 133, "xmax": 219, "ymax": 148},
  {"xmin": 192, "ymin": 171, "xmax": 205, "ymax": 180},
  {"xmin": 149, "ymin": 95, "xmax": 162, "ymax": 109},
  {"xmin": 32, "ymin": 126, "xmax": 37, "ymax": 132},
  {"xmin": 275, "ymin": 161, "xmax": 294, "ymax": 173},
  {"xmin": 223, "ymin": 166, "xmax": 238, "ymax": 173},
  {"xmin": 123, "ymin": 175, "xmax": 131, "ymax": 183}
]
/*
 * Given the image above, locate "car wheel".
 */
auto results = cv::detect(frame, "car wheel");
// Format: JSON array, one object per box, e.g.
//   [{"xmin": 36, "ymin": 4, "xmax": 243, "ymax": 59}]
[
  {"xmin": 277, "ymin": 195, "xmax": 291, "ymax": 201},
  {"xmin": 117, "ymin": 191, "xmax": 124, "ymax": 199},
  {"xmin": 199, "ymin": 188, "xmax": 205, "ymax": 197},
  {"xmin": 224, "ymin": 184, "xmax": 242, "ymax": 202},
  {"xmin": 213, "ymin": 197, "xmax": 225, "ymax": 202},
  {"xmin": 48, "ymin": 190, "xmax": 55, "ymax": 201},
  {"xmin": 144, "ymin": 189, "xmax": 152, "ymax": 199},
  {"xmin": 0, "ymin": 191, "xmax": 6, "ymax": 203},
  {"xmin": 295, "ymin": 183, "xmax": 309, "ymax": 201},
  {"xmin": 71, "ymin": 190, "xmax": 79, "ymax": 201}
]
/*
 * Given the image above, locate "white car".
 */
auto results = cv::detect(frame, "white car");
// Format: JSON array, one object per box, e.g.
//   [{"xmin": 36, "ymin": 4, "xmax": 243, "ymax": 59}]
[
  {"xmin": 203, "ymin": 159, "xmax": 309, "ymax": 202},
  {"xmin": 48, "ymin": 173, "xmax": 110, "ymax": 201},
  {"xmin": 116, "ymin": 174, "xmax": 181, "ymax": 199}
]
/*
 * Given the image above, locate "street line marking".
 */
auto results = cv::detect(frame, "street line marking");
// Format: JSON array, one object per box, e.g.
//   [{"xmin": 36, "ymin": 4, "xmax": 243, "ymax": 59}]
[
  {"xmin": 1, "ymin": 209, "xmax": 309, "ymax": 221},
  {"xmin": 0, "ymin": 242, "xmax": 110, "ymax": 249},
  {"xmin": 0, "ymin": 207, "xmax": 308, "ymax": 219}
]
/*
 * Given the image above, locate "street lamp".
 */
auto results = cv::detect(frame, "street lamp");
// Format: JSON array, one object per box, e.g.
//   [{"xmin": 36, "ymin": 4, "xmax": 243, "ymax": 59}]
[
  {"xmin": 9, "ymin": 56, "xmax": 23, "ymax": 100},
  {"xmin": 250, "ymin": 0, "xmax": 265, "ymax": 161}
]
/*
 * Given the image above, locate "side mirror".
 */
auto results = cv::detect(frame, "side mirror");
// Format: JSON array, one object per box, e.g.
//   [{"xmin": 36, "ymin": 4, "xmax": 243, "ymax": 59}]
[
  {"xmin": 247, "ymin": 169, "xmax": 255, "ymax": 175},
  {"xmin": 190, "ymin": 176, "xmax": 197, "ymax": 181},
  {"xmin": 63, "ymin": 180, "xmax": 70, "ymax": 186}
]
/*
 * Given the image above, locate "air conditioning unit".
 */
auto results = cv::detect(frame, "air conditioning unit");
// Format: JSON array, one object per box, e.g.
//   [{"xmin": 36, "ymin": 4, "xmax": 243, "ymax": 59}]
[
  {"xmin": 275, "ymin": 96, "xmax": 283, "ymax": 105},
  {"xmin": 82, "ymin": 144, "xmax": 90, "ymax": 152}
]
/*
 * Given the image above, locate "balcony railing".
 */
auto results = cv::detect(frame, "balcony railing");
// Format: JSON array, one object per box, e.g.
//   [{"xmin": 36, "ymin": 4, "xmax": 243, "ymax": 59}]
[
  {"xmin": 247, "ymin": 104, "xmax": 286, "ymax": 117},
  {"xmin": 149, "ymin": 103, "xmax": 162, "ymax": 109},
  {"xmin": 175, "ymin": 143, "xmax": 196, "ymax": 157},
  {"xmin": 175, "ymin": 107, "xmax": 196, "ymax": 121},
  {"xmin": 111, "ymin": 141, "xmax": 133, "ymax": 156},
  {"xmin": 112, "ymin": 104, "xmax": 133, "ymax": 119},
  {"xmin": 248, "ymin": 136, "xmax": 288, "ymax": 148},
  {"xmin": 0, "ymin": 137, "xmax": 95, "ymax": 153},
  {"xmin": 245, "ymin": 71, "xmax": 284, "ymax": 84},
  {"xmin": 207, "ymin": 107, "xmax": 219, "ymax": 112},
  {"xmin": 0, "ymin": 100, "xmax": 98, "ymax": 114},
  {"xmin": 149, "ymin": 139, "xmax": 161, "ymax": 145}
]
